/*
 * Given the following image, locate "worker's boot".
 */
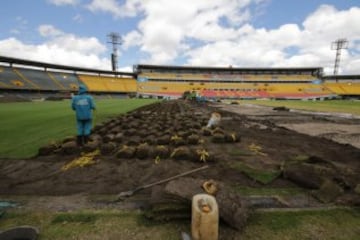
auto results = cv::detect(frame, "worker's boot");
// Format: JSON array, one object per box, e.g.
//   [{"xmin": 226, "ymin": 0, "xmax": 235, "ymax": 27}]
[{"xmin": 76, "ymin": 136, "xmax": 84, "ymax": 147}]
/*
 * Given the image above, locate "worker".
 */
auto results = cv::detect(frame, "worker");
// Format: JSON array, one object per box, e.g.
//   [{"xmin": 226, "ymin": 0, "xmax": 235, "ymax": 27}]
[{"xmin": 71, "ymin": 84, "xmax": 96, "ymax": 146}]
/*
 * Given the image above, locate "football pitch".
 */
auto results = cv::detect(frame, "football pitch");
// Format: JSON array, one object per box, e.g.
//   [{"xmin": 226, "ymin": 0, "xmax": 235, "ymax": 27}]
[
  {"xmin": 0, "ymin": 99, "xmax": 158, "ymax": 158},
  {"xmin": 0, "ymin": 98, "xmax": 359, "ymax": 239},
  {"xmin": 0, "ymin": 99, "xmax": 359, "ymax": 159}
]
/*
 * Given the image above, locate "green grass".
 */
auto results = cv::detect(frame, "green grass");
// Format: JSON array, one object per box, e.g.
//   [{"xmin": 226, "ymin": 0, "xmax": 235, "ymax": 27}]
[
  {"xmin": 227, "ymin": 148, "xmax": 254, "ymax": 157},
  {"xmin": 231, "ymin": 161, "xmax": 281, "ymax": 184},
  {"xmin": 0, "ymin": 210, "xmax": 189, "ymax": 240},
  {"xmin": 242, "ymin": 208, "xmax": 360, "ymax": 240},
  {"xmin": 0, "ymin": 208, "xmax": 359, "ymax": 239},
  {"xmin": 0, "ymin": 99, "xmax": 158, "ymax": 158},
  {"xmin": 51, "ymin": 212, "xmax": 99, "ymax": 224},
  {"xmin": 238, "ymin": 99, "xmax": 360, "ymax": 116},
  {"xmin": 1, "ymin": 99, "xmax": 358, "ymax": 158}
]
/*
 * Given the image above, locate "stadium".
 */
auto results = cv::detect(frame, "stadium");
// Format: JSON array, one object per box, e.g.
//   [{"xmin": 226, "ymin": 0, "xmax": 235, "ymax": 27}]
[
  {"xmin": 1, "ymin": 55, "xmax": 360, "ymax": 101},
  {"xmin": 0, "ymin": 52, "xmax": 360, "ymax": 239}
]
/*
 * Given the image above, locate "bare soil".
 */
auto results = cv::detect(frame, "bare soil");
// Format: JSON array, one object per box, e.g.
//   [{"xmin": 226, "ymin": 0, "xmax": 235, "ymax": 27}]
[
  {"xmin": 220, "ymin": 103, "xmax": 360, "ymax": 149},
  {"xmin": 0, "ymin": 100, "xmax": 359, "ymax": 211}
]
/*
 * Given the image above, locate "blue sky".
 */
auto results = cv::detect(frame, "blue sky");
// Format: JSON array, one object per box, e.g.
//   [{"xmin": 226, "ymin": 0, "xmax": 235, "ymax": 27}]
[{"xmin": 0, "ymin": 0, "xmax": 359, "ymax": 74}]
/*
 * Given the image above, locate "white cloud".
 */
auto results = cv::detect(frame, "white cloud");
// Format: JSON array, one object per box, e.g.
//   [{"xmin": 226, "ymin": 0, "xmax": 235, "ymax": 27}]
[
  {"xmin": 122, "ymin": 30, "xmax": 142, "ymax": 49},
  {"xmin": 296, "ymin": 5, "xmax": 360, "ymax": 74},
  {"xmin": 0, "ymin": 25, "xmax": 110, "ymax": 70},
  {"xmin": 38, "ymin": 25, "xmax": 63, "ymax": 37},
  {"xmin": 184, "ymin": 4, "xmax": 360, "ymax": 74},
  {"xmin": 86, "ymin": 0, "xmax": 121, "ymax": 16},
  {"xmin": 117, "ymin": 66, "xmax": 133, "ymax": 72},
  {"xmin": 113, "ymin": 1, "xmax": 359, "ymax": 73},
  {"xmin": 47, "ymin": 0, "xmax": 79, "ymax": 6},
  {"xmin": 185, "ymin": 23, "xmax": 301, "ymax": 67},
  {"xmin": 86, "ymin": 0, "xmax": 141, "ymax": 18},
  {"xmin": 343, "ymin": 58, "xmax": 360, "ymax": 75},
  {"xmin": 83, "ymin": 1, "xmax": 360, "ymax": 72},
  {"xmin": 1, "ymin": 1, "xmax": 359, "ymax": 75},
  {"xmin": 121, "ymin": 0, "xmax": 264, "ymax": 64},
  {"xmin": 38, "ymin": 25, "xmax": 106, "ymax": 55},
  {"xmin": 185, "ymin": 41, "xmax": 238, "ymax": 66}
]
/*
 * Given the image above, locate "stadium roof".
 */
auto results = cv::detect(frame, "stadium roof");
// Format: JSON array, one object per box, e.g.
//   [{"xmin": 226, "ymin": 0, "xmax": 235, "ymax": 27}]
[
  {"xmin": 0, "ymin": 55, "xmax": 135, "ymax": 77},
  {"xmin": 135, "ymin": 64, "xmax": 323, "ymax": 75},
  {"xmin": 322, "ymin": 75, "xmax": 360, "ymax": 80},
  {"xmin": 0, "ymin": 55, "xmax": 327, "ymax": 77}
]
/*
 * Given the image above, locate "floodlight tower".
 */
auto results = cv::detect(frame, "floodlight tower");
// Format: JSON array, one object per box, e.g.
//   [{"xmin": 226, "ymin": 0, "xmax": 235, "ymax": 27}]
[
  {"xmin": 107, "ymin": 32, "xmax": 123, "ymax": 71},
  {"xmin": 331, "ymin": 38, "xmax": 348, "ymax": 75}
]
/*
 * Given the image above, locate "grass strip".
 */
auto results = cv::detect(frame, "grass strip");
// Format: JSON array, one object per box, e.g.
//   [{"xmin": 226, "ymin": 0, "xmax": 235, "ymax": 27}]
[
  {"xmin": 231, "ymin": 161, "xmax": 281, "ymax": 184},
  {"xmin": 1, "ymin": 208, "xmax": 359, "ymax": 239}
]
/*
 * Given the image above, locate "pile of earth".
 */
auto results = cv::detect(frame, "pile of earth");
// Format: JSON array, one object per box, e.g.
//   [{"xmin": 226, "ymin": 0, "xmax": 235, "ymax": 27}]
[{"xmin": 0, "ymin": 99, "xmax": 359, "ymax": 208}]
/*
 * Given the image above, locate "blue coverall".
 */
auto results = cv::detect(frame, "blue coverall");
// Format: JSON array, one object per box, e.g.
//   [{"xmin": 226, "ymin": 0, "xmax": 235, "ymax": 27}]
[{"xmin": 71, "ymin": 84, "xmax": 96, "ymax": 145}]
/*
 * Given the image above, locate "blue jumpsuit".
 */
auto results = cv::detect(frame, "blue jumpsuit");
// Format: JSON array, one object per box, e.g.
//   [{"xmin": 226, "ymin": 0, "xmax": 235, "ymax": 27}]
[{"xmin": 71, "ymin": 85, "xmax": 96, "ymax": 138}]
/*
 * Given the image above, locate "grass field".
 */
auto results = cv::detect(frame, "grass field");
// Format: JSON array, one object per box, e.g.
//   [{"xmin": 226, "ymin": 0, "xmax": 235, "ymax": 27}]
[
  {"xmin": 1, "ymin": 99, "xmax": 360, "ymax": 239},
  {"xmin": 0, "ymin": 99, "xmax": 158, "ymax": 158},
  {"xmin": 1, "ymin": 99, "xmax": 359, "ymax": 159},
  {"xmin": 0, "ymin": 208, "xmax": 359, "ymax": 240}
]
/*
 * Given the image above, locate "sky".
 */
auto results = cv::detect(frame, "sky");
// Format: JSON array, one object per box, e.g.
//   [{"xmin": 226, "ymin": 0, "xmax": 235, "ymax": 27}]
[{"xmin": 0, "ymin": 0, "xmax": 359, "ymax": 75}]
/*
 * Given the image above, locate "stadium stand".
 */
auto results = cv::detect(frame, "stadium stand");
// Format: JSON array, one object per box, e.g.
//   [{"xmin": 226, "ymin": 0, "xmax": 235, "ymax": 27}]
[
  {"xmin": 13, "ymin": 67, "xmax": 60, "ymax": 91},
  {"xmin": 47, "ymin": 71, "xmax": 79, "ymax": 91},
  {"xmin": 137, "ymin": 81, "xmax": 188, "ymax": 97},
  {"xmin": 78, "ymin": 74, "xmax": 137, "ymax": 93},
  {"xmin": 134, "ymin": 64, "xmax": 336, "ymax": 99},
  {"xmin": 1, "ymin": 56, "xmax": 360, "ymax": 100},
  {"xmin": 265, "ymin": 83, "xmax": 334, "ymax": 99},
  {"xmin": 0, "ymin": 66, "xmax": 35, "ymax": 90},
  {"xmin": 0, "ymin": 65, "xmax": 81, "ymax": 92},
  {"xmin": 0, "ymin": 56, "xmax": 136, "ymax": 100},
  {"xmin": 322, "ymin": 75, "xmax": 360, "ymax": 98}
]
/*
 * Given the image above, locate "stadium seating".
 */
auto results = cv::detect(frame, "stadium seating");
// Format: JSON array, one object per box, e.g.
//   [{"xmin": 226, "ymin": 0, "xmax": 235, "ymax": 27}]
[
  {"xmin": 324, "ymin": 82, "xmax": 360, "ymax": 95},
  {"xmin": 0, "ymin": 66, "xmax": 82, "ymax": 91},
  {"xmin": 137, "ymin": 81, "xmax": 187, "ymax": 97},
  {"xmin": 1, "ymin": 58, "xmax": 360, "ymax": 99},
  {"xmin": 0, "ymin": 66, "xmax": 35, "ymax": 90},
  {"xmin": 200, "ymin": 89, "xmax": 270, "ymax": 99},
  {"xmin": 13, "ymin": 67, "xmax": 59, "ymax": 91},
  {"xmin": 265, "ymin": 83, "xmax": 334, "ymax": 99},
  {"xmin": 78, "ymin": 74, "xmax": 137, "ymax": 93},
  {"xmin": 48, "ymin": 71, "xmax": 79, "ymax": 91},
  {"xmin": 136, "ymin": 69, "xmax": 326, "ymax": 99}
]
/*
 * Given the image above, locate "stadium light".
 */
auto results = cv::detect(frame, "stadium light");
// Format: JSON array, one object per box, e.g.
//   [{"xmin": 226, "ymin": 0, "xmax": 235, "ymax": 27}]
[
  {"xmin": 331, "ymin": 38, "xmax": 348, "ymax": 76},
  {"xmin": 107, "ymin": 32, "xmax": 123, "ymax": 72}
]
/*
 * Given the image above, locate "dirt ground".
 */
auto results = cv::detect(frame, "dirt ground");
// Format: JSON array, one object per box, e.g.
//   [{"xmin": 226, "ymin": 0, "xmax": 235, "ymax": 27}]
[
  {"xmin": 0, "ymin": 100, "xmax": 359, "ymax": 212},
  {"xmin": 220, "ymin": 103, "xmax": 360, "ymax": 149}
]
